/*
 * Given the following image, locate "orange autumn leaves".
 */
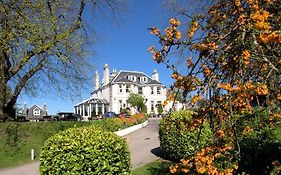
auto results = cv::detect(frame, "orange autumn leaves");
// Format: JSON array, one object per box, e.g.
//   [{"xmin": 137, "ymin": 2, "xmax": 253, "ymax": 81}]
[
  {"xmin": 170, "ymin": 145, "xmax": 238, "ymax": 175},
  {"xmin": 241, "ymin": 50, "xmax": 251, "ymax": 65},
  {"xmin": 149, "ymin": 0, "xmax": 280, "ymax": 174},
  {"xmin": 188, "ymin": 20, "xmax": 198, "ymax": 38},
  {"xmin": 217, "ymin": 82, "xmax": 268, "ymax": 96},
  {"xmin": 217, "ymin": 81, "xmax": 269, "ymax": 112}
]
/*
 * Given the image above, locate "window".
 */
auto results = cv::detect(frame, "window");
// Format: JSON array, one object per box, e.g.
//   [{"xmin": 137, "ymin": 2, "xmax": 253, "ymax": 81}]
[
  {"xmin": 151, "ymin": 87, "xmax": 154, "ymax": 94},
  {"xmin": 85, "ymin": 107, "xmax": 88, "ymax": 116},
  {"xmin": 151, "ymin": 101, "xmax": 154, "ymax": 112},
  {"xmin": 126, "ymin": 85, "xmax": 130, "ymax": 93},
  {"xmin": 33, "ymin": 108, "xmax": 41, "ymax": 115},
  {"xmin": 128, "ymin": 75, "xmax": 136, "ymax": 82},
  {"xmin": 119, "ymin": 84, "xmax": 123, "ymax": 93},
  {"xmin": 140, "ymin": 76, "xmax": 148, "ymax": 83},
  {"xmin": 157, "ymin": 87, "xmax": 161, "ymax": 94},
  {"xmin": 157, "ymin": 101, "xmax": 161, "ymax": 106},
  {"xmin": 138, "ymin": 87, "xmax": 142, "ymax": 94},
  {"xmin": 98, "ymin": 106, "xmax": 102, "ymax": 114},
  {"xmin": 119, "ymin": 100, "xmax": 122, "ymax": 111}
]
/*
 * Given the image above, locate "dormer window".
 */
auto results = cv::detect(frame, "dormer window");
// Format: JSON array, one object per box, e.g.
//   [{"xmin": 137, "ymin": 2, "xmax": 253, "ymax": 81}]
[
  {"xmin": 127, "ymin": 75, "xmax": 136, "ymax": 82},
  {"xmin": 33, "ymin": 108, "xmax": 41, "ymax": 115},
  {"xmin": 140, "ymin": 76, "xmax": 148, "ymax": 83}
]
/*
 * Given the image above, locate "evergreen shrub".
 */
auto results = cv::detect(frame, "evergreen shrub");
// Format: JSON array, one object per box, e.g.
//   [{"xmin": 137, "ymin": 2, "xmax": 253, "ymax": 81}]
[
  {"xmin": 40, "ymin": 126, "xmax": 131, "ymax": 175},
  {"xmin": 159, "ymin": 110, "xmax": 211, "ymax": 160}
]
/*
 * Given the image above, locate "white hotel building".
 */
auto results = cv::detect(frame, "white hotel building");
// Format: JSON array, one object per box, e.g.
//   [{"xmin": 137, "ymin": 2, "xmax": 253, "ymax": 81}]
[{"xmin": 74, "ymin": 64, "xmax": 167, "ymax": 119}]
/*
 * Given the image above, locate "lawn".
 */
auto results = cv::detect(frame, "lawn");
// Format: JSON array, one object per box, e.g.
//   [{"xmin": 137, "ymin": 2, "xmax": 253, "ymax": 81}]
[
  {"xmin": 0, "ymin": 116, "xmax": 147, "ymax": 169},
  {"xmin": 132, "ymin": 159, "xmax": 171, "ymax": 175},
  {"xmin": 0, "ymin": 121, "xmax": 94, "ymax": 168}
]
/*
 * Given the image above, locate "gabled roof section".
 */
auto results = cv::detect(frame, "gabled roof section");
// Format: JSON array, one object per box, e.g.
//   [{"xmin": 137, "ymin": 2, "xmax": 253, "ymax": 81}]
[
  {"xmin": 91, "ymin": 70, "xmax": 165, "ymax": 94},
  {"xmin": 111, "ymin": 70, "xmax": 163, "ymax": 86},
  {"xmin": 147, "ymin": 80, "xmax": 162, "ymax": 85},
  {"xmin": 29, "ymin": 105, "xmax": 42, "ymax": 111},
  {"xmin": 74, "ymin": 97, "xmax": 109, "ymax": 106},
  {"xmin": 114, "ymin": 77, "xmax": 132, "ymax": 83}
]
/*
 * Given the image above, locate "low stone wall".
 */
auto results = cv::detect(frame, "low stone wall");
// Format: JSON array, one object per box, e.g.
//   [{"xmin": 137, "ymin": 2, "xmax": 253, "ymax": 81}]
[{"xmin": 114, "ymin": 120, "xmax": 148, "ymax": 136}]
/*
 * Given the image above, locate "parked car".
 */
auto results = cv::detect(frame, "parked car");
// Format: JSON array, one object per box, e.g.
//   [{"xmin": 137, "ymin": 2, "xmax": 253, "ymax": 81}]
[
  {"xmin": 89, "ymin": 114, "xmax": 103, "ymax": 120},
  {"xmin": 42, "ymin": 115, "xmax": 52, "ymax": 121},
  {"xmin": 119, "ymin": 111, "xmax": 130, "ymax": 117},
  {"xmin": 103, "ymin": 112, "xmax": 117, "ymax": 118},
  {"xmin": 61, "ymin": 114, "xmax": 82, "ymax": 121}
]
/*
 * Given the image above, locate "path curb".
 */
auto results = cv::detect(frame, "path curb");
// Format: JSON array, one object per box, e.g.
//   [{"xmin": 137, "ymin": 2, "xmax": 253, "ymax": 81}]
[{"xmin": 114, "ymin": 120, "xmax": 148, "ymax": 136}]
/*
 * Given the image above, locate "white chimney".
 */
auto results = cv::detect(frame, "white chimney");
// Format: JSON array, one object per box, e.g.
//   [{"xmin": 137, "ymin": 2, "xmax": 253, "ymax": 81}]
[
  {"xmin": 103, "ymin": 64, "xmax": 110, "ymax": 85},
  {"xmin": 94, "ymin": 71, "xmax": 99, "ymax": 90},
  {"xmin": 42, "ymin": 102, "xmax": 47, "ymax": 116},
  {"xmin": 22, "ymin": 101, "xmax": 27, "ymax": 116},
  {"xmin": 152, "ymin": 69, "xmax": 159, "ymax": 81}
]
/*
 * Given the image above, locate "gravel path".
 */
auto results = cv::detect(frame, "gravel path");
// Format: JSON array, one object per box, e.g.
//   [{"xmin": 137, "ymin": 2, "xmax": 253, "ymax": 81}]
[{"xmin": 0, "ymin": 118, "xmax": 161, "ymax": 175}]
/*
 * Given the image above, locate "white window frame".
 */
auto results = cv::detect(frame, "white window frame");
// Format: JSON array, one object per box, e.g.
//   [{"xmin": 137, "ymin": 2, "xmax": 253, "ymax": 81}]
[
  {"xmin": 33, "ymin": 108, "xmax": 41, "ymax": 115},
  {"xmin": 151, "ymin": 87, "xmax": 154, "ymax": 94},
  {"xmin": 128, "ymin": 75, "xmax": 136, "ymax": 82},
  {"xmin": 138, "ymin": 87, "xmax": 143, "ymax": 94},
  {"xmin": 157, "ymin": 87, "xmax": 161, "ymax": 94},
  {"xmin": 119, "ymin": 84, "xmax": 123, "ymax": 93},
  {"xmin": 151, "ymin": 101, "xmax": 154, "ymax": 111},
  {"xmin": 126, "ymin": 85, "xmax": 130, "ymax": 93},
  {"xmin": 140, "ymin": 76, "xmax": 148, "ymax": 83}
]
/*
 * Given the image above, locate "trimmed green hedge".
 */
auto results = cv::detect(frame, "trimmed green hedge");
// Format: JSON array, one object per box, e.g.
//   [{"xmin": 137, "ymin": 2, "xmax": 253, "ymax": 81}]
[
  {"xmin": 159, "ymin": 110, "xmax": 211, "ymax": 160},
  {"xmin": 40, "ymin": 126, "xmax": 131, "ymax": 175}
]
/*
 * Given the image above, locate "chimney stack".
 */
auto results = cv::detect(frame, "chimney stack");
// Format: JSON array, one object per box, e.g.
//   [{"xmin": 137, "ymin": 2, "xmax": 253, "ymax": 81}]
[
  {"xmin": 103, "ymin": 64, "xmax": 110, "ymax": 85},
  {"xmin": 152, "ymin": 69, "xmax": 159, "ymax": 81},
  {"xmin": 94, "ymin": 71, "xmax": 99, "ymax": 90},
  {"xmin": 22, "ymin": 101, "xmax": 27, "ymax": 116},
  {"xmin": 42, "ymin": 102, "xmax": 47, "ymax": 116}
]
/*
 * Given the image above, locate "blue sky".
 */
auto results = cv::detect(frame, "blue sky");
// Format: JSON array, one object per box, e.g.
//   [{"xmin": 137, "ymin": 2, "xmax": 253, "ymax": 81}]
[{"xmin": 18, "ymin": 0, "xmax": 176, "ymax": 115}]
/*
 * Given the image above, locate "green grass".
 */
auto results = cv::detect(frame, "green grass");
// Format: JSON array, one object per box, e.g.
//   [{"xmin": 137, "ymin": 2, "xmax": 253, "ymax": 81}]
[
  {"xmin": 0, "ymin": 121, "xmax": 94, "ymax": 168},
  {"xmin": 132, "ymin": 160, "xmax": 171, "ymax": 175},
  {"xmin": 0, "ymin": 117, "xmax": 147, "ymax": 169}
]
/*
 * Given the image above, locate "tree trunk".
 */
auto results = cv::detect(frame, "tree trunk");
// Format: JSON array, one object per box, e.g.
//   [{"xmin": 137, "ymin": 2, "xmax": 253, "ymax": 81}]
[{"xmin": 0, "ymin": 53, "xmax": 7, "ymax": 121}]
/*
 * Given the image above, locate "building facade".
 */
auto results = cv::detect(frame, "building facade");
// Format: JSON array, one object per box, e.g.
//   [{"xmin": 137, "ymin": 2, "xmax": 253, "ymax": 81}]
[
  {"xmin": 74, "ymin": 64, "xmax": 167, "ymax": 119},
  {"xmin": 22, "ymin": 102, "xmax": 48, "ymax": 121}
]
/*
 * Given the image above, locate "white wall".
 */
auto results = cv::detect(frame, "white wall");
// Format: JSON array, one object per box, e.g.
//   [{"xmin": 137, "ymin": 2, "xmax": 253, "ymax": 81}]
[{"xmin": 89, "ymin": 82, "xmax": 167, "ymax": 115}]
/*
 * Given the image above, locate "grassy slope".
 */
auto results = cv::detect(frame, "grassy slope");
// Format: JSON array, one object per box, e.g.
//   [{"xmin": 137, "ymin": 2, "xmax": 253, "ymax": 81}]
[
  {"xmin": 132, "ymin": 160, "xmax": 171, "ymax": 175},
  {"xmin": 0, "ymin": 117, "xmax": 145, "ymax": 168},
  {"xmin": 0, "ymin": 121, "xmax": 94, "ymax": 168}
]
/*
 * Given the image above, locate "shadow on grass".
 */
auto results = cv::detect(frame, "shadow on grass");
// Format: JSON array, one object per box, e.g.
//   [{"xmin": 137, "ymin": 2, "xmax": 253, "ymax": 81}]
[
  {"xmin": 146, "ymin": 161, "xmax": 171, "ymax": 175},
  {"xmin": 132, "ymin": 147, "xmax": 173, "ymax": 175},
  {"xmin": 132, "ymin": 160, "xmax": 171, "ymax": 175}
]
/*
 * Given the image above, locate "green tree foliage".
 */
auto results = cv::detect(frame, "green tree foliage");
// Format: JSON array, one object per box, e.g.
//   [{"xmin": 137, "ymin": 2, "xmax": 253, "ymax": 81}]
[
  {"xmin": 159, "ymin": 110, "xmax": 211, "ymax": 160},
  {"xmin": 128, "ymin": 93, "xmax": 145, "ymax": 112},
  {"xmin": 40, "ymin": 126, "xmax": 131, "ymax": 174},
  {"xmin": 157, "ymin": 104, "xmax": 163, "ymax": 114},
  {"xmin": 0, "ymin": 0, "xmax": 125, "ymax": 121}
]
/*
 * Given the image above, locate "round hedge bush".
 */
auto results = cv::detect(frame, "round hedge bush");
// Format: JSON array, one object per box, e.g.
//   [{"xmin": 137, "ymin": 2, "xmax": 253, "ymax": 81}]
[
  {"xmin": 40, "ymin": 126, "xmax": 131, "ymax": 175},
  {"xmin": 159, "ymin": 110, "xmax": 211, "ymax": 160}
]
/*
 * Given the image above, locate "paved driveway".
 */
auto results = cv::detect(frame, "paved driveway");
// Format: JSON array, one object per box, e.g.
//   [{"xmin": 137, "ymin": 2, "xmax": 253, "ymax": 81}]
[
  {"xmin": 0, "ymin": 118, "xmax": 161, "ymax": 175},
  {"xmin": 125, "ymin": 118, "xmax": 161, "ymax": 169}
]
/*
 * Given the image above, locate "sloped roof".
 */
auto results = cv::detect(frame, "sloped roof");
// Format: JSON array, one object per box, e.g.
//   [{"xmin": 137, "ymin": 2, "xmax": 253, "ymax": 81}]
[
  {"xmin": 74, "ymin": 97, "xmax": 109, "ymax": 106},
  {"xmin": 111, "ymin": 71, "xmax": 163, "ymax": 86},
  {"xmin": 147, "ymin": 79, "xmax": 162, "ymax": 85}
]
